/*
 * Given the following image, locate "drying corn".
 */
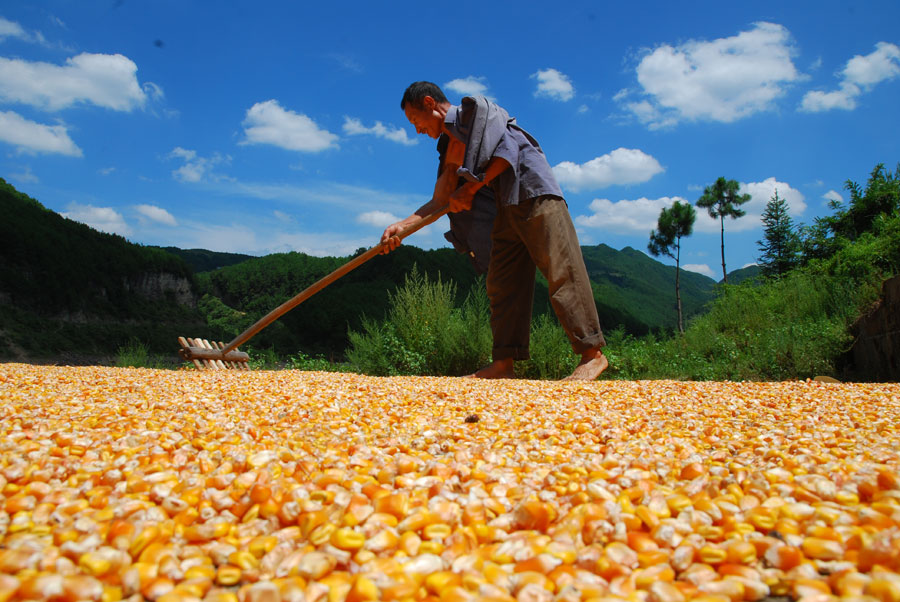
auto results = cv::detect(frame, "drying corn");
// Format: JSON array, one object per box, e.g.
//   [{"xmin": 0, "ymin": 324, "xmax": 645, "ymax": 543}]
[{"xmin": 1, "ymin": 363, "xmax": 899, "ymax": 602}]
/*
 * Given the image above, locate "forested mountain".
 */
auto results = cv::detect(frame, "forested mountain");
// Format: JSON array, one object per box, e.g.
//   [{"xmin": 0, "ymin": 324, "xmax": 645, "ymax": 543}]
[
  {"xmin": 158, "ymin": 247, "xmax": 253, "ymax": 273},
  {"xmin": 1, "ymin": 178, "xmax": 727, "ymax": 362},
  {"xmin": 581, "ymin": 245, "xmax": 716, "ymax": 335},
  {"xmin": 0, "ymin": 178, "xmax": 205, "ymax": 360}
]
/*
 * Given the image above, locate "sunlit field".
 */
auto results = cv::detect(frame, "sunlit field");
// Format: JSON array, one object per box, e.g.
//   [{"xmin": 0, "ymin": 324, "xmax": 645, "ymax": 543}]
[{"xmin": 1, "ymin": 364, "xmax": 898, "ymax": 602}]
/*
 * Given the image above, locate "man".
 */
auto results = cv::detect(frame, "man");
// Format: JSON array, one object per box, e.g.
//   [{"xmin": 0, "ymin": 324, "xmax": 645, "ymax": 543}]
[{"xmin": 383, "ymin": 81, "xmax": 608, "ymax": 380}]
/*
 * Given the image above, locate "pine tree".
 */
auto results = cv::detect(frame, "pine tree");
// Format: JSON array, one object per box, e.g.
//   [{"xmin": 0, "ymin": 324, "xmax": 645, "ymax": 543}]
[
  {"xmin": 697, "ymin": 177, "xmax": 751, "ymax": 283},
  {"xmin": 757, "ymin": 190, "xmax": 799, "ymax": 278},
  {"xmin": 648, "ymin": 201, "xmax": 696, "ymax": 334}
]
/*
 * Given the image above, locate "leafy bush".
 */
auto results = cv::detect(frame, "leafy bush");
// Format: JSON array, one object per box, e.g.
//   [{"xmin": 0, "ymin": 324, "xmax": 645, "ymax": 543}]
[
  {"xmin": 347, "ymin": 267, "xmax": 491, "ymax": 376},
  {"xmin": 604, "ymin": 266, "xmax": 875, "ymax": 381},
  {"xmin": 115, "ymin": 337, "xmax": 151, "ymax": 368},
  {"xmin": 517, "ymin": 313, "xmax": 578, "ymax": 380},
  {"xmin": 115, "ymin": 337, "xmax": 172, "ymax": 369}
]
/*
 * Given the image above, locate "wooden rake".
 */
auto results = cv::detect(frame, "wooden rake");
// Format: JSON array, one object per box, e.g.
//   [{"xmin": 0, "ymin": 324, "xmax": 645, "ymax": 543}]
[{"xmin": 177, "ymin": 204, "xmax": 450, "ymax": 370}]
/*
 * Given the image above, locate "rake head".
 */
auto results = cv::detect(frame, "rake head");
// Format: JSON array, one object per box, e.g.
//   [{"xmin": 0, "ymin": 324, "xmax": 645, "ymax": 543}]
[{"xmin": 178, "ymin": 337, "xmax": 251, "ymax": 370}]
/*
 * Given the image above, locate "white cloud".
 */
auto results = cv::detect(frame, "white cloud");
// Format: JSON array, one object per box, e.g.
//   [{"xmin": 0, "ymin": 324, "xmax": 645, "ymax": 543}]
[
  {"xmin": 357, "ymin": 210, "xmax": 400, "ymax": 228},
  {"xmin": 844, "ymin": 42, "xmax": 900, "ymax": 87},
  {"xmin": 273, "ymin": 210, "xmax": 294, "ymax": 223},
  {"xmin": 575, "ymin": 196, "xmax": 689, "ymax": 233},
  {"xmin": 241, "ymin": 100, "xmax": 338, "ymax": 152},
  {"xmin": 444, "ymin": 76, "xmax": 490, "ymax": 98},
  {"xmin": 683, "ymin": 264, "xmax": 715, "ymax": 278},
  {"xmin": 799, "ymin": 85, "xmax": 859, "ymax": 112},
  {"xmin": 800, "ymin": 42, "xmax": 900, "ymax": 112},
  {"xmin": 135, "ymin": 204, "xmax": 177, "ymax": 226},
  {"xmin": 0, "ymin": 53, "xmax": 148, "ymax": 111},
  {"xmin": 8, "ymin": 165, "xmax": 39, "ymax": 185},
  {"xmin": 620, "ymin": 22, "xmax": 801, "ymax": 128},
  {"xmin": 532, "ymin": 68, "xmax": 575, "ymax": 101},
  {"xmin": 738, "ymin": 177, "xmax": 806, "ymax": 224},
  {"xmin": 553, "ymin": 148, "xmax": 664, "ymax": 192},
  {"xmin": 168, "ymin": 147, "xmax": 230, "ymax": 183},
  {"xmin": 62, "ymin": 202, "xmax": 130, "ymax": 235},
  {"xmin": 823, "ymin": 189, "xmax": 843, "ymax": 204},
  {"xmin": 0, "ymin": 17, "xmax": 28, "ymax": 41},
  {"xmin": 575, "ymin": 177, "xmax": 804, "ymax": 236},
  {"xmin": 343, "ymin": 117, "xmax": 416, "ymax": 146},
  {"xmin": 0, "ymin": 110, "xmax": 82, "ymax": 156}
]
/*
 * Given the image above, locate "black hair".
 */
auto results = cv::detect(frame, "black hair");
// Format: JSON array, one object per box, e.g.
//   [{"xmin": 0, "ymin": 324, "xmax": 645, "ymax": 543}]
[{"xmin": 400, "ymin": 81, "xmax": 448, "ymax": 110}]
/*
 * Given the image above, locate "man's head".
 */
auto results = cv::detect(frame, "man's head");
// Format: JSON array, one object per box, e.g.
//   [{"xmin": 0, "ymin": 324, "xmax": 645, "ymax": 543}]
[{"xmin": 401, "ymin": 81, "xmax": 449, "ymax": 139}]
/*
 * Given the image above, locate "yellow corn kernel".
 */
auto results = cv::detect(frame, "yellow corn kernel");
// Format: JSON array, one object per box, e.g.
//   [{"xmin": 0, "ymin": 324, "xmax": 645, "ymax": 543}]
[
  {"xmin": 801, "ymin": 537, "xmax": 844, "ymax": 561},
  {"xmin": 636, "ymin": 506, "xmax": 660, "ymax": 530},
  {"xmin": 423, "ymin": 523, "xmax": 453, "ymax": 541},
  {"xmin": 666, "ymin": 494, "xmax": 692, "ymax": 514},
  {"xmin": 425, "ymin": 571, "xmax": 463, "ymax": 596},
  {"xmin": 346, "ymin": 575, "xmax": 379, "ymax": 602},
  {"xmin": 725, "ymin": 540, "xmax": 757, "ymax": 565},
  {"xmin": 866, "ymin": 578, "xmax": 900, "ymax": 602},
  {"xmin": 699, "ymin": 545, "xmax": 727, "ymax": 565},
  {"xmin": 184, "ymin": 564, "xmax": 216, "ymax": 581},
  {"xmin": 227, "ymin": 550, "xmax": 259, "ymax": 571},
  {"xmin": 216, "ymin": 565, "xmax": 242, "ymax": 586},
  {"xmin": 128, "ymin": 525, "xmax": 160, "ymax": 557},
  {"xmin": 309, "ymin": 522, "xmax": 337, "ymax": 546},
  {"xmin": 248, "ymin": 535, "xmax": 278, "ymax": 558},
  {"xmin": 331, "ymin": 527, "xmax": 365, "ymax": 551},
  {"xmin": 418, "ymin": 541, "xmax": 444, "ymax": 555}
]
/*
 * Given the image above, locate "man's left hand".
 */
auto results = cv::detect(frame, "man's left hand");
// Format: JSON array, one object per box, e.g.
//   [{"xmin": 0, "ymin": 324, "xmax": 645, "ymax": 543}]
[{"xmin": 449, "ymin": 182, "xmax": 479, "ymax": 212}]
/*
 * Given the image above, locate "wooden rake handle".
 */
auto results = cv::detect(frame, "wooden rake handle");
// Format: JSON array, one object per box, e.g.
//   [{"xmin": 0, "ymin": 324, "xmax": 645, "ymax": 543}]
[{"xmin": 220, "ymin": 203, "xmax": 450, "ymax": 354}]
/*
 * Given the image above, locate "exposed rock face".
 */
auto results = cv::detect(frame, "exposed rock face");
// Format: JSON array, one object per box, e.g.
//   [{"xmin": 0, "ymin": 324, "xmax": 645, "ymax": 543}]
[
  {"xmin": 847, "ymin": 275, "xmax": 900, "ymax": 382},
  {"xmin": 129, "ymin": 273, "xmax": 196, "ymax": 307}
]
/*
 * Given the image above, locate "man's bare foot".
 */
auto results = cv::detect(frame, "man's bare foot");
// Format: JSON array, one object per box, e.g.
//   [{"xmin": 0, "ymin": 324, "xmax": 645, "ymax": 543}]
[
  {"xmin": 466, "ymin": 358, "xmax": 515, "ymax": 379},
  {"xmin": 564, "ymin": 348, "xmax": 608, "ymax": 381}
]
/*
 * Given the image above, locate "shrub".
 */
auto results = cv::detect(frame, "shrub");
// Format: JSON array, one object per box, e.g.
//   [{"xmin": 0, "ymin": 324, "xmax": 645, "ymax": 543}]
[
  {"xmin": 347, "ymin": 267, "xmax": 490, "ymax": 376},
  {"xmin": 517, "ymin": 313, "xmax": 578, "ymax": 380}
]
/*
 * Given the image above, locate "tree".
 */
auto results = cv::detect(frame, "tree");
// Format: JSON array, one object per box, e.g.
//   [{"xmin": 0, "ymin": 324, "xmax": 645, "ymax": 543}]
[
  {"xmin": 756, "ymin": 190, "xmax": 799, "ymax": 278},
  {"xmin": 648, "ymin": 201, "xmax": 696, "ymax": 334},
  {"xmin": 697, "ymin": 177, "xmax": 751, "ymax": 283},
  {"xmin": 799, "ymin": 163, "xmax": 900, "ymax": 264}
]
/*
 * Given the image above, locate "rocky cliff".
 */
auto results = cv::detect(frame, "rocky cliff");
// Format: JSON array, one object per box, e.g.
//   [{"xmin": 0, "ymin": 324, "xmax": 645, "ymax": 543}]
[
  {"xmin": 846, "ymin": 275, "xmax": 900, "ymax": 382},
  {"xmin": 127, "ymin": 272, "xmax": 196, "ymax": 307}
]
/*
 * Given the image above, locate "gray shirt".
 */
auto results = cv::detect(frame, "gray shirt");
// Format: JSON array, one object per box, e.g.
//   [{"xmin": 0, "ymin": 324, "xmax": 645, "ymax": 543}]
[{"xmin": 444, "ymin": 97, "xmax": 563, "ymax": 206}]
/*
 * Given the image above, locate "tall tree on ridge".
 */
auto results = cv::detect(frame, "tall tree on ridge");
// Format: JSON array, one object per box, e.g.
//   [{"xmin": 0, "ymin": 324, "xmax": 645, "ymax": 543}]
[
  {"xmin": 697, "ymin": 177, "xmax": 751, "ymax": 283},
  {"xmin": 648, "ymin": 201, "xmax": 696, "ymax": 334},
  {"xmin": 757, "ymin": 189, "xmax": 800, "ymax": 278}
]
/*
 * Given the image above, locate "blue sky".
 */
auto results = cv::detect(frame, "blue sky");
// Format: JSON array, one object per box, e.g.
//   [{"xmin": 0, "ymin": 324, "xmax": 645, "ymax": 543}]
[{"xmin": 2, "ymin": 1, "xmax": 899, "ymax": 279}]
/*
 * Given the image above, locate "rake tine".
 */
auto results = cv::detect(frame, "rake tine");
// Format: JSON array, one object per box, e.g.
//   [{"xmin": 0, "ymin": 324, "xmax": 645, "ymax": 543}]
[
  {"xmin": 195, "ymin": 338, "xmax": 218, "ymax": 370},
  {"xmin": 178, "ymin": 337, "xmax": 204, "ymax": 370},
  {"xmin": 202, "ymin": 339, "xmax": 227, "ymax": 370},
  {"xmin": 178, "ymin": 336, "xmax": 251, "ymax": 370},
  {"xmin": 216, "ymin": 341, "xmax": 241, "ymax": 370},
  {"xmin": 218, "ymin": 341, "xmax": 250, "ymax": 371}
]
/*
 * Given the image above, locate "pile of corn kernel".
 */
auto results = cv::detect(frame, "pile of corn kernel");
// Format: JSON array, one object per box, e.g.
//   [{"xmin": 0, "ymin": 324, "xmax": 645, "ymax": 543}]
[{"xmin": 1, "ymin": 364, "xmax": 899, "ymax": 602}]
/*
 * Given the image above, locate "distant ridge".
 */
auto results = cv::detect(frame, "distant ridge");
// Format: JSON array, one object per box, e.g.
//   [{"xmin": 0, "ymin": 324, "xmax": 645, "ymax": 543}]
[
  {"xmin": 1, "ymin": 178, "xmax": 751, "ymax": 360},
  {"xmin": 158, "ymin": 247, "xmax": 254, "ymax": 273}
]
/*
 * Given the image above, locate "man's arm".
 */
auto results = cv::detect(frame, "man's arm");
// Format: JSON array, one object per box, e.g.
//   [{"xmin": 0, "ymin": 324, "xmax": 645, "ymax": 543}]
[
  {"xmin": 448, "ymin": 155, "xmax": 510, "ymax": 213},
  {"xmin": 380, "ymin": 137, "xmax": 465, "ymax": 253}
]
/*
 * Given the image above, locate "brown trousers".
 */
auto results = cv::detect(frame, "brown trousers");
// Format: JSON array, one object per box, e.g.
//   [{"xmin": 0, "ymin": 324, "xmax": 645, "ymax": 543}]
[{"xmin": 486, "ymin": 195, "xmax": 606, "ymax": 361}]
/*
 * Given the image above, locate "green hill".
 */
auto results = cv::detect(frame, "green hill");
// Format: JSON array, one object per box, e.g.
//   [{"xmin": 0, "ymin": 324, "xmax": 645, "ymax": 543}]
[
  {"xmin": 158, "ymin": 247, "xmax": 253, "ymax": 273},
  {"xmin": 0, "ymin": 178, "xmax": 208, "ymax": 361},
  {"xmin": 581, "ymin": 245, "xmax": 716, "ymax": 335},
  {"xmin": 0, "ymin": 177, "xmax": 726, "ymax": 362},
  {"xmin": 723, "ymin": 264, "xmax": 762, "ymax": 285}
]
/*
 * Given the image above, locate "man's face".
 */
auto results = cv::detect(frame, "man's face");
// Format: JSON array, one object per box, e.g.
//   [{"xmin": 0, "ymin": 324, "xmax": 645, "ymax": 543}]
[{"xmin": 404, "ymin": 97, "xmax": 443, "ymax": 139}]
